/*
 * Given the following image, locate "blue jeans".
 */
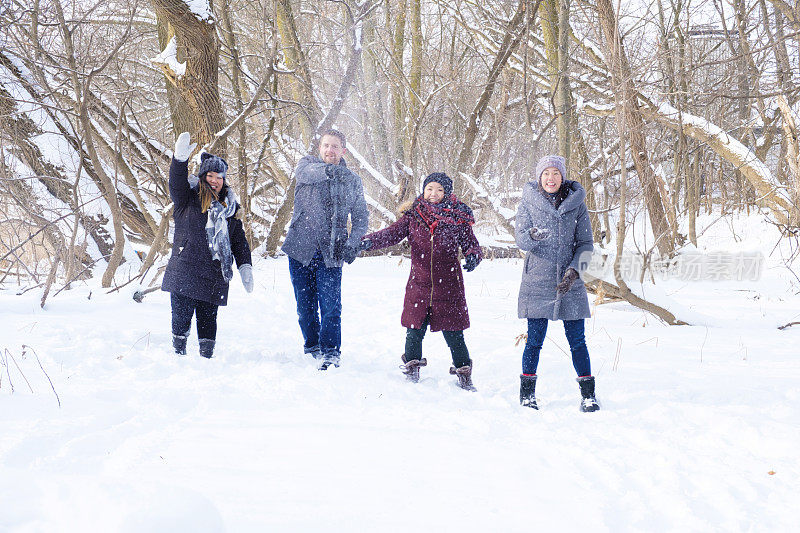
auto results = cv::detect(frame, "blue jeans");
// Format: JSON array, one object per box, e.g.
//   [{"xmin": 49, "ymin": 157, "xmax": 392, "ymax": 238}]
[
  {"xmin": 522, "ymin": 318, "xmax": 591, "ymax": 377},
  {"xmin": 288, "ymin": 251, "xmax": 342, "ymax": 357}
]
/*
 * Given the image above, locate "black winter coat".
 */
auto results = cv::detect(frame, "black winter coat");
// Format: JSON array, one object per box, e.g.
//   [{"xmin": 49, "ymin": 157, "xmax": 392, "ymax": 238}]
[{"xmin": 161, "ymin": 158, "xmax": 251, "ymax": 306}]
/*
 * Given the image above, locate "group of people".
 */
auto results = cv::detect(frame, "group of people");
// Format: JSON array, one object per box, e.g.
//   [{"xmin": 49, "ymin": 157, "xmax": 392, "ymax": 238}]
[{"xmin": 161, "ymin": 129, "xmax": 600, "ymax": 412}]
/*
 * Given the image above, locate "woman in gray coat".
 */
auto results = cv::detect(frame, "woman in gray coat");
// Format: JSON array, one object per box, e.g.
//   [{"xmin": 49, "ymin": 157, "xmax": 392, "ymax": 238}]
[{"xmin": 515, "ymin": 155, "xmax": 599, "ymax": 412}]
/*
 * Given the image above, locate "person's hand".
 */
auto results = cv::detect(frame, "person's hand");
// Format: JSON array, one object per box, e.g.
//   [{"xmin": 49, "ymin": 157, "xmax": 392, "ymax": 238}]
[
  {"xmin": 333, "ymin": 236, "xmax": 347, "ymax": 262},
  {"xmin": 343, "ymin": 238, "xmax": 372, "ymax": 264},
  {"xmin": 529, "ymin": 227, "xmax": 550, "ymax": 241},
  {"xmin": 343, "ymin": 245, "xmax": 358, "ymax": 264},
  {"xmin": 463, "ymin": 253, "xmax": 480, "ymax": 272},
  {"xmin": 325, "ymin": 164, "xmax": 346, "ymax": 181},
  {"xmin": 556, "ymin": 268, "xmax": 579, "ymax": 297},
  {"xmin": 174, "ymin": 132, "xmax": 197, "ymax": 162},
  {"xmin": 239, "ymin": 264, "xmax": 254, "ymax": 293}
]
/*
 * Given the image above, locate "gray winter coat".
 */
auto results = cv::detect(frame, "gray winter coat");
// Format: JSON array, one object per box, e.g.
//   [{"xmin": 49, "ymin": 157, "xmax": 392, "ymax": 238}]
[
  {"xmin": 282, "ymin": 155, "xmax": 370, "ymax": 268},
  {"xmin": 515, "ymin": 180, "xmax": 594, "ymax": 320}
]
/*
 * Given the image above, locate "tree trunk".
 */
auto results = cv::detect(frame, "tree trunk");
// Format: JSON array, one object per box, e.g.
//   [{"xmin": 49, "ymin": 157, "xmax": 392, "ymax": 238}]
[
  {"xmin": 407, "ymin": 0, "xmax": 423, "ymax": 188},
  {"xmin": 151, "ymin": 0, "xmax": 226, "ymax": 153},
  {"xmin": 596, "ymin": 0, "xmax": 675, "ymax": 256},
  {"xmin": 0, "ymin": 62, "xmax": 114, "ymax": 263},
  {"xmin": 540, "ymin": 0, "xmax": 572, "ymax": 163},
  {"xmin": 156, "ymin": 15, "xmax": 193, "ymax": 138},
  {"xmin": 455, "ymin": 0, "xmax": 531, "ymax": 196},
  {"xmin": 53, "ymin": 0, "xmax": 127, "ymax": 288},
  {"xmin": 361, "ymin": 11, "xmax": 392, "ymax": 179},
  {"xmin": 390, "ymin": 0, "xmax": 411, "ymax": 201},
  {"xmin": 220, "ymin": 0, "xmax": 253, "ymax": 242}
]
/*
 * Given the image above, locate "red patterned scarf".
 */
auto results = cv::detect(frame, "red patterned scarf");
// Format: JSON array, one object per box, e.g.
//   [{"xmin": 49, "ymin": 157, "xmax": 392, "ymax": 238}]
[{"xmin": 413, "ymin": 194, "xmax": 475, "ymax": 234}]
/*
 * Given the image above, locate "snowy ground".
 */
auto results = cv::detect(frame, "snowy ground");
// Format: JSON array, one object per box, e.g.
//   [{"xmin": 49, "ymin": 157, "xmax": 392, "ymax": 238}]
[{"xmin": 2, "ymin": 239, "xmax": 799, "ymax": 531}]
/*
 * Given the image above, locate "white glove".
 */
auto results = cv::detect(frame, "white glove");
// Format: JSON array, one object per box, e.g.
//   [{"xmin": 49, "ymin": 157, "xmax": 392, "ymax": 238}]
[
  {"xmin": 239, "ymin": 264, "xmax": 254, "ymax": 293},
  {"xmin": 173, "ymin": 132, "xmax": 197, "ymax": 162}
]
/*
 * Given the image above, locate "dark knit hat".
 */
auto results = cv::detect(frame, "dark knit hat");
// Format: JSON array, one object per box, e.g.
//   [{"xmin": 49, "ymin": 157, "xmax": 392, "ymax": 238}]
[
  {"xmin": 198, "ymin": 152, "xmax": 228, "ymax": 182},
  {"xmin": 422, "ymin": 172, "xmax": 453, "ymax": 196},
  {"xmin": 535, "ymin": 155, "xmax": 567, "ymax": 185}
]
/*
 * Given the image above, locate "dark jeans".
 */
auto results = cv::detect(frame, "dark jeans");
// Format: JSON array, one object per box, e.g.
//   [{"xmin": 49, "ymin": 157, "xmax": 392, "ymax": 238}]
[
  {"xmin": 288, "ymin": 250, "xmax": 342, "ymax": 356},
  {"xmin": 522, "ymin": 318, "xmax": 591, "ymax": 377},
  {"xmin": 405, "ymin": 312, "xmax": 471, "ymax": 368},
  {"xmin": 171, "ymin": 292, "xmax": 219, "ymax": 340}
]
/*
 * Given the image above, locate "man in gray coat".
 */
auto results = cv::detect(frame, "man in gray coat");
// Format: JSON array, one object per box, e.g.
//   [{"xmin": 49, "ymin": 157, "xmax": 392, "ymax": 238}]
[
  {"xmin": 515, "ymin": 155, "xmax": 599, "ymax": 411},
  {"xmin": 282, "ymin": 130, "xmax": 370, "ymax": 370}
]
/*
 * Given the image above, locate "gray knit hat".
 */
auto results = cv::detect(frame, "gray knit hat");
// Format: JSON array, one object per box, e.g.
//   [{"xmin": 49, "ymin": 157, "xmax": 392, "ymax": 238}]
[
  {"xmin": 535, "ymin": 155, "xmax": 567, "ymax": 185},
  {"xmin": 198, "ymin": 152, "xmax": 228, "ymax": 182}
]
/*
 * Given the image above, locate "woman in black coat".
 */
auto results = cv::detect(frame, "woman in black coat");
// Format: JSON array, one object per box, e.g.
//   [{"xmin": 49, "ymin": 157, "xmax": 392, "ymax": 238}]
[{"xmin": 161, "ymin": 133, "xmax": 253, "ymax": 358}]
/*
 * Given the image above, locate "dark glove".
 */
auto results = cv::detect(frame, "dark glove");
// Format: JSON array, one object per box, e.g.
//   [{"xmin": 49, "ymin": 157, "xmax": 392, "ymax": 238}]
[
  {"xmin": 333, "ymin": 236, "xmax": 347, "ymax": 262},
  {"xmin": 556, "ymin": 268, "xmax": 580, "ymax": 297},
  {"xmin": 529, "ymin": 227, "xmax": 550, "ymax": 241},
  {"xmin": 342, "ymin": 245, "xmax": 359, "ymax": 264},
  {"xmin": 343, "ymin": 239, "xmax": 372, "ymax": 264},
  {"xmin": 463, "ymin": 253, "xmax": 480, "ymax": 272},
  {"xmin": 326, "ymin": 164, "xmax": 346, "ymax": 181}
]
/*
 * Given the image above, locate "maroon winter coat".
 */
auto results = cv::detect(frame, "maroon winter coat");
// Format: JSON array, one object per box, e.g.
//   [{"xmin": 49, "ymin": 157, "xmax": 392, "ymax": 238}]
[{"xmin": 365, "ymin": 198, "xmax": 482, "ymax": 332}]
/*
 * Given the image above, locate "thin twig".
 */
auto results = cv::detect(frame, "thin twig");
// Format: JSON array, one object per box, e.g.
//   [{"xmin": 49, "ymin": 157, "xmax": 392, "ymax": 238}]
[
  {"xmin": 7, "ymin": 349, "xmax": 34, "ymax": 393},
  {"xmin": 2, "ymin": 349, "xmax": 14, "ymax": 393},
  {"xmin": 700, "ymin": 326, "xmax": 709, "ymax": 363},
  {"xmin": 23, "ymin": 345, "xmax": 61, "ymax": 408},
  {"xmin": 40, "ymin": 246, "xmax": 63, "ymax": 308}
]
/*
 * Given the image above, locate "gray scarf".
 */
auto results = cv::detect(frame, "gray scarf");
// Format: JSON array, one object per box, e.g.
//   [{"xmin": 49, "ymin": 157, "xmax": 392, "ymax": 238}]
[
  {"xmin": 329, "ymin": 175, "xmax": 349, "ymax": 260},
  {"xmin": 324, "ymin": 160, "xmax": 350, "ymax": 261},
  {"xmin": 205, "ymin": 188, "xmax": 238, "ymax": 282}
]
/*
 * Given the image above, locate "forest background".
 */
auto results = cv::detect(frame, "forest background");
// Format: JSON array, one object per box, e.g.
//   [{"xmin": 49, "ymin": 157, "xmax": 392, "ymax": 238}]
[{"xmin": 2, "ymin": 0, "xmax": 799, "ymax": 317}]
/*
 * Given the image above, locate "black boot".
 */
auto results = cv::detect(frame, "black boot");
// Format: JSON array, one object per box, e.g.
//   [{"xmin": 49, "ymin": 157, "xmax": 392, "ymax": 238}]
[
  {"xmin": 199, "ymin": 338, "xmax": 215, "ymax": 359},
  {"xmin": 450, "ymin": 363, "xmax": 477, "ymax": 392},
  {"xmin": 520, "ymin": 374, "xmax": 538, "ymax": 409},
  {"xmin": 400, "ymin": 354, "xmax": 427, "ymax": 383},
  {"xmin": 172, "ymin": 334, "xmax": 188, "ymax": 356},
  {"xmin": 577, "ymin": 376, "xmax": 599, "ymax": 412},
  {"xmin": 317, "ymin": 351, "xmax": 340, "ymax": 370}
]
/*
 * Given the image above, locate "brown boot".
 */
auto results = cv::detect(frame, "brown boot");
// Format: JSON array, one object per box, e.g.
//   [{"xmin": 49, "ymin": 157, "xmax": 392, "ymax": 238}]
[
  {"xmin": 400, "ymin": 355, "xmax": 427, "ymax": 383},
  {"xmin": 449, "ymin": 364, "xmax": 477, "ymax": 392}
]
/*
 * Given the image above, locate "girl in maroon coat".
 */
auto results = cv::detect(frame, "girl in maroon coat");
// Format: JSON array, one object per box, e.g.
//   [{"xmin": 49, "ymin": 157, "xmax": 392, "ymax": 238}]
[{"xmin": 361, "ymin": 173, "xmax": 482, "ymax": 390}]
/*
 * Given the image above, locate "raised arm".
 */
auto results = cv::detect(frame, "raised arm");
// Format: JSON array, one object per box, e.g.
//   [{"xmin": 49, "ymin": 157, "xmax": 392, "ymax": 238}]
[
  {"xmin": 169, "ymin": 158, "xmax": 192, "ymax": 210},
  {"xmin": 169, "ymin": 132, "xmax": 197, "ymax": 211},
  {"xmin": 295, "ymin": 155, "xmax": 332, "ymax": 185}
]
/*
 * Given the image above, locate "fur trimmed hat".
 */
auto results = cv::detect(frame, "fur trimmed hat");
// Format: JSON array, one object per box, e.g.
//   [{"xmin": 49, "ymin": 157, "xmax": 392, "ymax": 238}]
[
  {"xmin": 422, "ymin": 172, "xmax": 453, "ymax": 196},
  {"xmin": 198, "ymin": 152, "xmax": 228, "ymax": 182},
  {"xmin": 535, "ymin": 155, "xmax": 567, "ymax": 184}
]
